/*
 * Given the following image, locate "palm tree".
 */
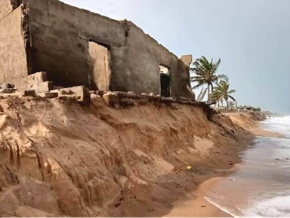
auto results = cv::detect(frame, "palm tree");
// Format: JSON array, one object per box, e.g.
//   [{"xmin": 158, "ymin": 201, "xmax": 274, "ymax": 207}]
[
  {"xmin": 196, "ymin": 87, "xmax": 207, "ymax": 102},
  {"xmin": 190, "ymin": 56, "xmax": 227, "ymax": 101},
  {"xmin": 211, "ymin": 80, "xmax": 236, "ymax": 108}
]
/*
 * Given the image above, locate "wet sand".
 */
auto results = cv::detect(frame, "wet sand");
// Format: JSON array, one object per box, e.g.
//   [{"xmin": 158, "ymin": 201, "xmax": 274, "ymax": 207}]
[
  {"xmin": 166, "ymin": 177, "xmax": 232, "ymax": 217},
  {"xmin": 165, "ymin": 113, "xmax": 284, "ymax": 217},
  {"xmin": 204, "ymin": 135, "xmax": 290, "ymax": 217}
]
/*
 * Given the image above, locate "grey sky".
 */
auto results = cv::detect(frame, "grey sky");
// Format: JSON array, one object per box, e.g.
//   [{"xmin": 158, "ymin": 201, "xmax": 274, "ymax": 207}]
[{"xmin": 62, "ymin": 0, "xmax": 290, "ymax": 113}]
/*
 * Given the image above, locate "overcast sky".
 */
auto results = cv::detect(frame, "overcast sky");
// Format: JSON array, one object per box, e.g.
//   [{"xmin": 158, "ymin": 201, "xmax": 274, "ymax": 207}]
[{"xmin": 62, "ymin": 0, "xmax": 290, "ymax": 114}]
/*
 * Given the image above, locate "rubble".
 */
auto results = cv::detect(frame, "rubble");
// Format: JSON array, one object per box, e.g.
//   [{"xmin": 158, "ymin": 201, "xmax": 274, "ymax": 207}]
[
  {"xmin": 10, "ymin": 72, "xmax": 53, "ymax": 93},
  {"xmin": 0, "ymin": 88, "xmax": 16, "ymax": 94},
  {"xmin": 44, "ymin": 92, "xmax": 58, "ymax": 99},
  {"xmin": 0, "ymin": 84, "xmax": 206, "ymax": 111},
  {"xmin": 22, "ymin": 90, "xmax": 36, "ymax": 97},
  {"xmin": 128, "ymin": 91, "xmax": 136, "ymax": 95},
  {"xmin": 103, "ymin": 92, "xmax": 120, "ymax": 107},
  {"xmin": 0, "ymin": 83, "xmax": 15, "ymax": 89},
  {"xmin": 52, "ymin": 86, "xmax": 90, "ymax": 105}
]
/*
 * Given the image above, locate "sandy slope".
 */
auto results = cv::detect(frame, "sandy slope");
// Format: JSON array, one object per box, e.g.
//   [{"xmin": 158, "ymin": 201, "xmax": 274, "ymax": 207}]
[
  {"xmin": 0, "ymin": 95, "xmax": 255, "ymax": 217},
  {"xmin": 225, "ymin": 112, "xmax": 282, "ymax": 138}
]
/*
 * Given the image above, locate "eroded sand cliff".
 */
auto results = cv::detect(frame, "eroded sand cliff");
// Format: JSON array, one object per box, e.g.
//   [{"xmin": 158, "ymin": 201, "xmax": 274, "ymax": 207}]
[{"xmin": 0, "ymin": 94, "xmax": 259, "ymax": 217}]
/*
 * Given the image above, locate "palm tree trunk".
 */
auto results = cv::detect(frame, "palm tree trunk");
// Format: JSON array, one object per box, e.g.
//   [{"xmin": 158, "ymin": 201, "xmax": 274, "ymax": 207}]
[
  {"xmin": 226, "ymin": 99, "xmax": 229, "ymax": 108},
  {"xmin": 208, "ymin": 83, "xmax": 211, "ymax": 102}
]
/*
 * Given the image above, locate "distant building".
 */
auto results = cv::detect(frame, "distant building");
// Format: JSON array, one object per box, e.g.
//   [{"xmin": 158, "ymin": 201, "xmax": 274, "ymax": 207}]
[
  {"xmin": 0, "ymin": 0, "xmax": 194, "ymax": 98},
  {"xmin": 237, "ymin": 106, "xmax": 261, "ymax": 112}
]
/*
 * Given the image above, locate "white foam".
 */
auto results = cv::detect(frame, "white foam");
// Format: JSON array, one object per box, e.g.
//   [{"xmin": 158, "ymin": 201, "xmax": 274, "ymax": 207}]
[
  {"xmin": 204, "ymin": 197, "xmax": 240, "ymax": 217},
  {"xmin": 261, "ymin": 116, "xmax": 290, "ymax": 138},
  {"xmin": 203, "ymin": 116, "xmax": 290, "ymax": 218},
  {"xmin": 244, "ymin": 195, "xmax": 290, "ymax": 217}
]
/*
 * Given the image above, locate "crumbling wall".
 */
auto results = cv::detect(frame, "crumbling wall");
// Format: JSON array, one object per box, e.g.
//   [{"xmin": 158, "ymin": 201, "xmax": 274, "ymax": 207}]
[
  {"xmin": 22, "ymin": 0, "xmax": 193, "ymax": 98},
  {"xmin": 0, "ymin": 7, "xmax": 28, "ymax": 83},
  {"xmin": 175, "ymin": 55, "xmax": 194, "ymax": 99},
  {"xmin": 22, "ymin": 0, "xmax": 125, "ymax": 88},
  {"xmin": 110, "ymin": 22, "xmax": 176, "ymax": 95}
]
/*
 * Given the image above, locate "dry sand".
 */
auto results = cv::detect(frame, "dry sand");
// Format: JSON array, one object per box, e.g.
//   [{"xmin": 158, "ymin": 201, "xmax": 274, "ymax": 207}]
[
  {"xmin": 0, "ymin": 94, "xmax": 266, "ymax": 217},
  {"xmin": 226, "ymin": 112, "xmax": 283, "ymax": 138}
]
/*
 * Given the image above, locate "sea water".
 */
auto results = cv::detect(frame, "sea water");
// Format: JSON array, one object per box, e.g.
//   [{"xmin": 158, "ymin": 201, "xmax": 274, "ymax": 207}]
[
  {"xmin": 205, "ymin": 116, "xmax": 290, "ymax": 217},
  {"xmin": 261, "ymin": 116, "xmax": 290, "ymax": 139}
]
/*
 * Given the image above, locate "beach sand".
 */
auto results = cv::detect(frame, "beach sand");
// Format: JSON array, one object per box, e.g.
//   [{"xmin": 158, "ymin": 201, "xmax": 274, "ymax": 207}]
[
  {"xmin": 166, "ymin": 177, "xmax": 232, "ymax": 217},
  {"xmin": 164, "ymin": 112, "xmax": 283, "ymax": 217}
]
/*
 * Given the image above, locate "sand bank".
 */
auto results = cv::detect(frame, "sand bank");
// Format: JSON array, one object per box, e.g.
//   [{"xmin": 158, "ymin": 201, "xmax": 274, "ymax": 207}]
[{"xmin": 0, "ymin": 93, "xmax": 266, "ymax": 216}]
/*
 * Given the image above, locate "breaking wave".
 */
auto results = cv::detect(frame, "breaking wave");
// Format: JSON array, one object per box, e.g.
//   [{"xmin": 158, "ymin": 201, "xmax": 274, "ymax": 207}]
[
  {"xmin": 245, "ymin": 195, "xmax": 290, "ymax": 217},
  {"xmin": 261, "ymin": 116, "xmax": 290, "ymax": 138},
  {"xmin": 205, "ymin": 115, "xmax": 290, "ymax": 217}
]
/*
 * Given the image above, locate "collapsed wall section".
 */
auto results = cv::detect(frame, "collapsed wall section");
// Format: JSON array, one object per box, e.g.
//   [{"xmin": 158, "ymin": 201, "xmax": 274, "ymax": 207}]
[{"xmin": 0, "ymin": 6, "xmax": 29, "ymax": 83}]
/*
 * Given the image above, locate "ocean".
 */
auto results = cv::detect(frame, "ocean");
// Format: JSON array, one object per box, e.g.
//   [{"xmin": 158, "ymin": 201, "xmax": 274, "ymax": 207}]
[{"xmin": 205, "ymin": 116, "xmax": 290, "ymax": 217}]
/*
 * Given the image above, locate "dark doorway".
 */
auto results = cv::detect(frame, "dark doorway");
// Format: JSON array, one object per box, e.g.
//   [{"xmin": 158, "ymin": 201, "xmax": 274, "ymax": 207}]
[{"xmin": 160, "ymin": 65, "xmax": 171, "ymax": 97}]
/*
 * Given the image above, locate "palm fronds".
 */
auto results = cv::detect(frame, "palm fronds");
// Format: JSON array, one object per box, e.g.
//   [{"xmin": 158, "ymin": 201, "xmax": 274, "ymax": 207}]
[
  {"xmin": 211, "ymin": 80, "xmax": 236, "ymax": 107},
  {"xmin": 190, "ymin": 56, "xmax": 222, "ymax": 101}
]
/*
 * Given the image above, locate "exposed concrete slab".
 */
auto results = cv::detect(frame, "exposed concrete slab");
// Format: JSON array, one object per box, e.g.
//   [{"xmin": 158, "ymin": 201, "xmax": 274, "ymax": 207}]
[
  {"xmin": 10, "ymin": 72, "xmax": 54, "ymax": 93},
  {"xmin": 22, "ymin": 90, "xmax": 36, "ymax": 97},
  {"xmin": 52, "ymin": 86, "xmax": 90, "ymax": 105},
  {"xmin": 103, "ymin": 92, "xmax": 119, "ymax": 107},
  {"xmin": 44, "ymin": 92, "xmax": 58, "ymax": 98}
]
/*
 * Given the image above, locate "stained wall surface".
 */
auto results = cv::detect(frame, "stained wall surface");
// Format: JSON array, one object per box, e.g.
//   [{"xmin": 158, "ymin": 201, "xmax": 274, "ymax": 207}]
[
  {"xmin": 23, "ymin": 0, "xmax": 125, "ymax": 88},
  {"xmin": 22, "ymin": 0, "xmax": 193, "ymax": 98},
  {"xmin": 0, "ymin": 7, "xmax": 28, "ymax": 83}
]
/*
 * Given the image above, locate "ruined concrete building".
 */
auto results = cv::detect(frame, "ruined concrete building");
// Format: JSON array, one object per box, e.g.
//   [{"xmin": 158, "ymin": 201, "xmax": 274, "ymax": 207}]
[{"xmin": 0, "ymin": 0, "xmax": 194, "ymax": 98}]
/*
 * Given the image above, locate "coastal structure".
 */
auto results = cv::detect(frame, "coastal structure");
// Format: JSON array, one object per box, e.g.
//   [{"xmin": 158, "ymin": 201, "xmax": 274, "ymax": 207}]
[{"xmin": 0, "ymin": 0, "xmax": 194, "ymax": 98}]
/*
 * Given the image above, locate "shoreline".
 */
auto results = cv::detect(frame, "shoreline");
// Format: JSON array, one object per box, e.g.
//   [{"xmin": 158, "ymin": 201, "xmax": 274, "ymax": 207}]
[
  {"xmin": 166, "ymin": 177, "xmax": 234, "ymax": 217},
  {"xmin": 164, "ymin": 113, "xmax": 283, "ymax": 217}
]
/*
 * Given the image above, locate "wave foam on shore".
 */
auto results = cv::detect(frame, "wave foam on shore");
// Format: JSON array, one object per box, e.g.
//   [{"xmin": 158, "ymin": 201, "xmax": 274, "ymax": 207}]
[
  {"xmin": 204, "ymin": 115, "xmax": 290, "ymax": 217},
  {"xmin": 245, "ymin": 194, "xmax": 290, "ymax": 217},
  {"xmin": 261, "ymin": 116, "xmax": 290, "ymax": 138}
]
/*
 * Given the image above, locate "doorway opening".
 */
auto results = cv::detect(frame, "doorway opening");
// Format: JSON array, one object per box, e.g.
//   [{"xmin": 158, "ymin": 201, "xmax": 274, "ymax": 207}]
[
  {"xmin": 159, "ymin": 65, "xmax": 171, "ymax": 97},
  {"xmin": 88, "ymin": 41, "xmax": 111, "ymax": 91}
]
